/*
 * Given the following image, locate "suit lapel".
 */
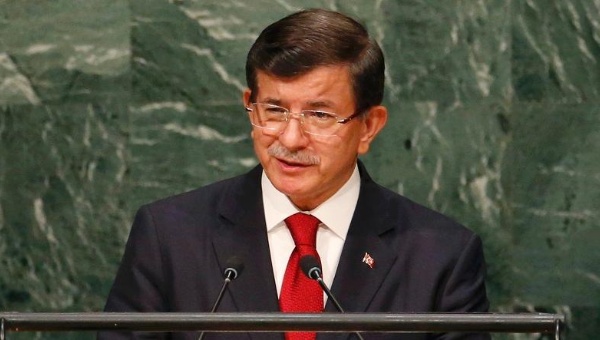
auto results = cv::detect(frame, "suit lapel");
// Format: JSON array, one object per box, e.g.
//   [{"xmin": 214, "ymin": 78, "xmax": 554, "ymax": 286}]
[
  {"xmin": 211, "ymin": 165, "xmax": 283, "ymax": 339},
  {"xmin": 326, "ymin": 162, "xmax": 398, "ymax": 314}
]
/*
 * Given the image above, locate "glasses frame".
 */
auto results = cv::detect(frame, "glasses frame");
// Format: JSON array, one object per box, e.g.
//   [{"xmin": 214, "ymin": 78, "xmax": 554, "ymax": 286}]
[{"xmin": 245, "ymin": 102, "xmax": 363, "ymax": 137}]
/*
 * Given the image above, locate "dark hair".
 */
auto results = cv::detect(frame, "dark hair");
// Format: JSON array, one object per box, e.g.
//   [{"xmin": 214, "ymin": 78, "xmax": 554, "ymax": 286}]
[{"xmin": 245, "ymin": 8, "xmax": 385, "ymax": 113}]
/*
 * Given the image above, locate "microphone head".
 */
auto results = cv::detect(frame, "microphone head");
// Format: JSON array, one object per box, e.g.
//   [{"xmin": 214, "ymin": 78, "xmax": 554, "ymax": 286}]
[
  {"xmin": 300, "ymin": 255, "xmax": 322, "ymax": 280},
  {"xmin": 224, "ymin": 256, "xmax": 245, "ymax": 280}
]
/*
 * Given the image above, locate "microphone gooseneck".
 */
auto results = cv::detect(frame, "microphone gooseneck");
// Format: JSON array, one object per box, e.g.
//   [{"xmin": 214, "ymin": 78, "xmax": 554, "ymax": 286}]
[
  {"xmin": 198, "ymin": 256, "xmax": 245, "ymax": 340},
  {"xmin": 210, "ymin": 256, "xmax": 244, "ymax": 313},
  {"xmin": 299, "ymin": 255, "xmax": 345, "ymax": 312},
  {"xmin": 300, "ymin": 255, "xmax": 365, "ymax": 340}
]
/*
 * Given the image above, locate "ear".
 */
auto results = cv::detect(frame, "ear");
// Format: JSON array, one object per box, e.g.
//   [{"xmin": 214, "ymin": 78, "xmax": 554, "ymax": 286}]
[
  {"xmin": 243, "ymin": 88, "xmax": 252, "ymax": 106},
  {"xmin": 243, "ymin": 89, "xmax": 255, "ymax": 138},
  {"xmin": 357, "ymin": 105, "xmax": 388, "ymax": 155}
]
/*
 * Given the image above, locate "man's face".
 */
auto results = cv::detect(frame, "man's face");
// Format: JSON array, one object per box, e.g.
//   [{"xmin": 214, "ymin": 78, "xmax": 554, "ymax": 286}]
[{"xmin": 244, "ymin": 65, "xmax": 387, "ymax": 211}]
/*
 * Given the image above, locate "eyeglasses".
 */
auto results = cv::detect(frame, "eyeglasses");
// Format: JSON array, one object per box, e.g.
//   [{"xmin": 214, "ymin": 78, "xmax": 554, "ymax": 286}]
[{"xmin": 245, "ymin": 103, "xmax": 362, "ymax": 137}]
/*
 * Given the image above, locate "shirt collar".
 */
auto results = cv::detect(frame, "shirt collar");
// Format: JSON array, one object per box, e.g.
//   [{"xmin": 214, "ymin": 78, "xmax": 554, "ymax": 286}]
[{"xmin": 262, "ymin": 165, "xmax": 361, "ymax": 240}]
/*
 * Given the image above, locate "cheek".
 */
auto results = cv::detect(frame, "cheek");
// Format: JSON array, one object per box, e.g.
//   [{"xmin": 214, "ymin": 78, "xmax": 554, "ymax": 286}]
[
  {"xmin": 251, "ymin": 129, "xmax": 267, "ymax": 145},
  {"xmin": 252, "ymin": 130, "xmax": 276, "ymax": 154},
  {"xmin": 323, "ymin": 131, "xmax": 361, "ymax": 155},
  {"xmin": 311, "ymin": 140, "xmax": 349, "ymax": 165}
]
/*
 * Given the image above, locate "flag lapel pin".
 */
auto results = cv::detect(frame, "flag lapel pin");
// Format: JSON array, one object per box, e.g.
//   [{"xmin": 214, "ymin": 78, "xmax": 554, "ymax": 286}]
[{"xmin": 362, "ymin": 252, "xmax": 375, "ymax": 268}]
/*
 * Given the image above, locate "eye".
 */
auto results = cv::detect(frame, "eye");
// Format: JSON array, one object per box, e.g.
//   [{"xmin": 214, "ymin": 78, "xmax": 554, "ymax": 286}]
[
  {"xmin": 263, "ymin": 105, "xmax": 287, "ymax": 114},
  {"xmin": 305, "ymin": 110, "xmax": 336, "ymax": 120}
]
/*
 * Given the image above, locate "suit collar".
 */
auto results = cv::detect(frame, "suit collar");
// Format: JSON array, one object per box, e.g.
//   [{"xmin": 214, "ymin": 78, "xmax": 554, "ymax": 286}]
[
  {"xmin": 211, "ymin": 165, "xmax": 281, "ymax": 315},
  {"xmin": 211, "ymin": 165, "xmax": 284, "ymax": 340},
  {"xmin": 327, "ymin": 161, "xmax": 398, "ymax": 313}
]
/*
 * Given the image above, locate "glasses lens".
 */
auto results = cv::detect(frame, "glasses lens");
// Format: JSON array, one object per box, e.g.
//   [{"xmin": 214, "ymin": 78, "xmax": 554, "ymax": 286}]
[
  {"xmin": 301, "ymin": 110, "xmax": 339, "ymax": 136},
  {"xmin": 248, "ymin": 103, "xmax": 286, "ymax": 135}
]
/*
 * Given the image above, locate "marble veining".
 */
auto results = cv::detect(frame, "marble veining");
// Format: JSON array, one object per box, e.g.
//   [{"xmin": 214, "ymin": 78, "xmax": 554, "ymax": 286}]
[{"xmin": 0, "ymin": 0, "xmax": 598, "ymax": 338}]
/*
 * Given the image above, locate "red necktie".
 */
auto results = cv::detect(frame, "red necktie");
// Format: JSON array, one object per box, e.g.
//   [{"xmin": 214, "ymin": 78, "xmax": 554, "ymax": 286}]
[{"xmin": 279, "ymin": 213, "xmax": 323, "ymax": 340}]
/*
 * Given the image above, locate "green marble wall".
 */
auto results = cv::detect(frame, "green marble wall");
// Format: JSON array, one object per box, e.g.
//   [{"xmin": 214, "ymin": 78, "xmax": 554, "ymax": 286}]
[{"xmin": 1, "ymin": 0, "xmax": 598, "ymax": 338}]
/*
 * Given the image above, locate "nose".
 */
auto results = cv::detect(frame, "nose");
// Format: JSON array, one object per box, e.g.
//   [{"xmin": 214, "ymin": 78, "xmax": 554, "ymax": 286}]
[{"xmin": 278, "ymin": 113, "xmax": 309, "ymax": 150}]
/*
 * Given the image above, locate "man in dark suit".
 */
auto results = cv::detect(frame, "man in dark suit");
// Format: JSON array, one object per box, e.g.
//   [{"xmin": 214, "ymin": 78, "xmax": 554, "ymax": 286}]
[{"xmin": 100, "ymin": 8, "xmax": 489, "ymax": 340}]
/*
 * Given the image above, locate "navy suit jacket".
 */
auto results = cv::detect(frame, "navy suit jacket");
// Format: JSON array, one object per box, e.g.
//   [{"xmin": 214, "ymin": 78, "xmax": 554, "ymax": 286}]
[{"xmin": 99, "ymin": 162, "xmax": 490, "ymax": 339}]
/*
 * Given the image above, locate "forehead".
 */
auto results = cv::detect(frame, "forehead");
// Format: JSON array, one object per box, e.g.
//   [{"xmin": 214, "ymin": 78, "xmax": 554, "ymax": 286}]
[{"xmin": 254, "ymin": 65, "xmax": 355, "ymax": 108}]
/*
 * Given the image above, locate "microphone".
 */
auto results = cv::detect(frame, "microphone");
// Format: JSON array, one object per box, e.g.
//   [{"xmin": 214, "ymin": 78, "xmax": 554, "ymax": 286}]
[
  {"xmin": 300, "ymin": 255, "xmax": 365, "ymax": 340},
  {"xmin": 221, "ymin": 256, "xmax": 244, "ymax": 284},
  {"xmin": 198, "ymin": 256, "xmax": 244, "ymax": 340}
]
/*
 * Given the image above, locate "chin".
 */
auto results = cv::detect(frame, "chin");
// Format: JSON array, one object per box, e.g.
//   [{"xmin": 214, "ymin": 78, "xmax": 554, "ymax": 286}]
[{"xmin": 272, "ymin": 180, "xmax": 305, "ymax": 197}]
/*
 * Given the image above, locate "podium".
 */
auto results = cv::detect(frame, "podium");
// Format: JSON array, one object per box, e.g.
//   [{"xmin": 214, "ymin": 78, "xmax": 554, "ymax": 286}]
[{"xmin": 0, "ymin": 312, "xmax": 564, "ymax": 339}]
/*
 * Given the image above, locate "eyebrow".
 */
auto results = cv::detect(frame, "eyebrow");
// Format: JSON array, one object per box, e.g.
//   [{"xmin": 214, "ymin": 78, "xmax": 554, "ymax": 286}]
[
  {"xmin": 260, "ymin": 98, "xmax": 336, "ymax": 110},
  {"xmin": 305, "ymin": 100, "xmax": 336, "ymax": 109},
  {"xmin": 262, "ymin": 97, "xmax": 283, "ymax": 106}
]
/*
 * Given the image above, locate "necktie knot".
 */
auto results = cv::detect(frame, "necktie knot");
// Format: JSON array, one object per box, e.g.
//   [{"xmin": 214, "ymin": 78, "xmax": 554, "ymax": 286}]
[{"xmin": 284, "ymin": 213, "xmax": 320, "ymax": 247}]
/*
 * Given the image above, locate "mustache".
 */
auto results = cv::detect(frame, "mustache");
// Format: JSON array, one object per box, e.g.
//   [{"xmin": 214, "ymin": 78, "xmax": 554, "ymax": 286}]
[{"xmin": 267, "ymin": 143, "xmax": 321, "ymax": 165}]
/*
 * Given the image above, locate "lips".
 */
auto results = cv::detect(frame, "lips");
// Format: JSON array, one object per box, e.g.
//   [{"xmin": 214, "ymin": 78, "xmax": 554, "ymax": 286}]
[{"xmin": 277, "ymin": 157, "xmax": 311, "ymax": 168}]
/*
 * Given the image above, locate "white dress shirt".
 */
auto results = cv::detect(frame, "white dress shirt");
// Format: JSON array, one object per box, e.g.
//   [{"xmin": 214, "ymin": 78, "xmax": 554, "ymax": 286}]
[{"xmin": 261, "ymin": 165, "xmax": 361, "ymax": 300}]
